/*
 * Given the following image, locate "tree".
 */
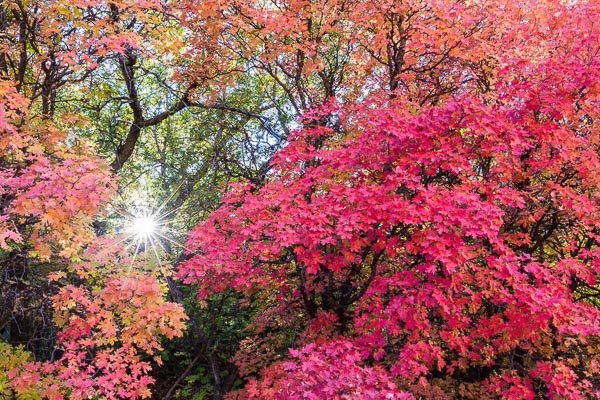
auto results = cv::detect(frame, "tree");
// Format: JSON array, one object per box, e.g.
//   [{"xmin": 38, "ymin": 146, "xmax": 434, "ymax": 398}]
[
  {"xmin": 1, "ymin": 0, "xmax": 291, "ymax": 397},
  {"xmin": 180, "ymin": 0, "xmax": 600, "ymax": 398},
  {"xmin": 3, "ymin": 0, "xmax": 600, "ymax": 398},
  {"xmin": 0, "ymin": 1, "xmax": 188, "ymax": 398}
]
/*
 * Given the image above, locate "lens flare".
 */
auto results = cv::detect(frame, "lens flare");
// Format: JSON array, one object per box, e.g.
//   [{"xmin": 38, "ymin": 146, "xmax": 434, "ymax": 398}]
[
  {"xmin": 132, "ymin": 215, "xmax": 158, "ymax": 239},
  {"xmin": 110, "ymin": 189, "xmax": 190, "ymax": 273}
]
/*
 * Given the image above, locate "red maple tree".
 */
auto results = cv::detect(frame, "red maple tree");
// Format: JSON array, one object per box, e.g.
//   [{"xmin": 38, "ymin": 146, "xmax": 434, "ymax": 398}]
[{"xmin": 180, "ymin": 0, "xmax": 600, "ymax": 398}]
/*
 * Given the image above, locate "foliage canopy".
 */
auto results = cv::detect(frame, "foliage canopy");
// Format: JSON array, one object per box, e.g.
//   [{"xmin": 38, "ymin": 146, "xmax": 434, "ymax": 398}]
[{"xmin": 1, "ymin": 0, "xmax": 600, "ymax": 399}]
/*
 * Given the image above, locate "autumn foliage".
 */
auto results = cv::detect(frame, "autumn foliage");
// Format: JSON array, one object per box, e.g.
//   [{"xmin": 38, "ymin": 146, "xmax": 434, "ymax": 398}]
[
  {"xmin": 0, "ymin": 1, "xmax": 186, "ymax": 398},
  {"xmin": 179, "ymin": 0, "xmax": 600, "ymax": 398},
  {"xmin": 0, "ymin": 66, "xmax": 187, "ymax": 400},
  {"xmin": 2, "ymin": 0, "xmax": 600, "ymax": 398}
]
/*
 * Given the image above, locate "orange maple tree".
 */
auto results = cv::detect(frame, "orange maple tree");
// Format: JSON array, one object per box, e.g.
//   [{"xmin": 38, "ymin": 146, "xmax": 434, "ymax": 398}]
[{"xmin": 1, "ymin": 1, "xmax": 187, "ymax": 398}]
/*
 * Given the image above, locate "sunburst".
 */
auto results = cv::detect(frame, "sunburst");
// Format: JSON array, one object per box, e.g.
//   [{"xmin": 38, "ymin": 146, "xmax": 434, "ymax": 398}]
[
  {"xmin": 109, "ymin": 191, "xmax": 189, "ymax": 273},
  {"xmin": 131, "ymin": 214, "xmax": 158, "ymax": 240}
]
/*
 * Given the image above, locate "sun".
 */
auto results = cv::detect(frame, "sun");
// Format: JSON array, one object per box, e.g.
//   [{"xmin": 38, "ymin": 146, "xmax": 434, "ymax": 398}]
[
  {"xmin": 110, "ymin": 193, "xmax": 188, "ymax": 272},
  {"xmin": 132, "ymin": 215, "xmax": 158, "ymax": 240},
  {"xmin": 119, "ymin": 207, "xmax": 168, "ymax": 271},
  {"xmin": 105, "ymin": 184, "xmax": 195, "ymax": 274}
]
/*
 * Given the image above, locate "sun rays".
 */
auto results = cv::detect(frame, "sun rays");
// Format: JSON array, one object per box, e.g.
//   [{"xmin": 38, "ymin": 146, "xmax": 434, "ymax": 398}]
[
  {"xmin": 107, "ymin": 191, "xmax": 190, "ymax": 273},
  {"xmin": 131, "ymin": 215, "xmax": 158, "ymax": 240}
]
